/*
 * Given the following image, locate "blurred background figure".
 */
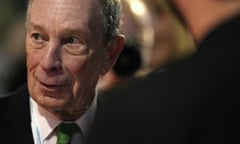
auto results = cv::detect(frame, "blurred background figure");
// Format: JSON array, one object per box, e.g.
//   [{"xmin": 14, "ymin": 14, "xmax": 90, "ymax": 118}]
[
  {"xmin": 0, "ymin": 0, "xmax": 26, "ymax": 94},
  {"xmin": 142, "ymin": 0, "xmax": 196, "ymax": 72},
  {"xmin": 97, "ymin": 39, "xmax": 142, "ymax": 93},
  {"xmin": 97, "ymin": 0, "xmax": 196, "ymax": 93}
]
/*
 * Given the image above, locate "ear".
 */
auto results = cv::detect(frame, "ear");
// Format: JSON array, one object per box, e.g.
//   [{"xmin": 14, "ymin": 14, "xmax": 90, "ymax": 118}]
[{"xmin": 100, "ymin": 34, "xmax": 125, "ymax": 75}]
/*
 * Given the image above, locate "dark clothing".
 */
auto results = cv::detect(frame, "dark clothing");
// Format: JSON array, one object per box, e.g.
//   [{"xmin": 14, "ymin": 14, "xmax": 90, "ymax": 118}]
[
  {"xmin": 89, "ymin": 14, "xmax": 240, "ymax": 144},
  {"xmin": 0, "ymin": 84, "xmax": 34, "ymax": 144}
]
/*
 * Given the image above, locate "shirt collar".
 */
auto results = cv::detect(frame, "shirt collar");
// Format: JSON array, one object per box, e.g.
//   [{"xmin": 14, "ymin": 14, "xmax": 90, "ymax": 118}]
[
  {"xmin": 30, "ymin": 94, "xmax": 97, "ymax": 142},
  {"xmin": 76, "ymin": 93, "xmax": 97, "ymax": 139}
]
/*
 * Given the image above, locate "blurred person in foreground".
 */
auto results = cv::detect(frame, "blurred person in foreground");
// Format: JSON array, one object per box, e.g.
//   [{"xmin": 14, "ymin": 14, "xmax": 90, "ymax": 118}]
[
  {"xmin": 0, "ymin": 0, "xmax": 124, "ymax": 144},
  {"xmin": 89, "ymin": 0, "xmax": 240, "ymax": 144}
]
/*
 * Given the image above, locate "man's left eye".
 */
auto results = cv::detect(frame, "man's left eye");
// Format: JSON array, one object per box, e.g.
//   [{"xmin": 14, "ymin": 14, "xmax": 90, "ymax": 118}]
[{"xmin": 62, "ymin": 37, "xmax": 78, "ymax": 44}]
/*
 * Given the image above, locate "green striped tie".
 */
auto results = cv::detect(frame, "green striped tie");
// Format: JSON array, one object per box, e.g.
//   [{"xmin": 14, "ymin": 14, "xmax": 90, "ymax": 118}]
[{"xmin": 56, "ymin": 122, "xmax": 80, "ymax": 144}]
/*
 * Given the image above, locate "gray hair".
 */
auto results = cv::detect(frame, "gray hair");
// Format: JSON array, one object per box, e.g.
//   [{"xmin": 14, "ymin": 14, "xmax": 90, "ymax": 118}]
[
  {"xmin": 99, "ymin": 0, "xmax": 122, "ymax": 43},
  {"xmin": 26, "ymin": 0, "xmax": 122, "ymax": 43}
]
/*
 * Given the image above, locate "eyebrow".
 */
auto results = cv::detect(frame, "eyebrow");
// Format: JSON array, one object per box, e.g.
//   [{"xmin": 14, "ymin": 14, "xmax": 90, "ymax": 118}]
[
  {"xmin": 27, "ymin": 21, "xmax": 90, "ymax": 40},
  {"xmin": 62, "ymin": 28, "xmax": 90, "ymax": 38},
  {"xmin": 28, "ymin": 21, "xmax": 89, "ymax": 33},
  {"xmin": 27, "ymin": 21, "xmax": 46, "ymax": 32}
]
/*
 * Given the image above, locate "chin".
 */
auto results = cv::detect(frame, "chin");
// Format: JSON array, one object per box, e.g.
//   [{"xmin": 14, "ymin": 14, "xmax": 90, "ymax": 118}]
[{"xmin": 34, "ymin": 91, "xmax": 72, "ymax": 111}]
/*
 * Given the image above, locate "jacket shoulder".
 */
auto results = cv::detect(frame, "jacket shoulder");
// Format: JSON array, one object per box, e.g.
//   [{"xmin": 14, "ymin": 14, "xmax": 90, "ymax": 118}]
[
  {"xmin": 0, "ymin": 84, "xmax": 28, "ymax": 119},
  {"xmin": 0, "ymin": 94, "xmax": 12, "ymax": 121}
]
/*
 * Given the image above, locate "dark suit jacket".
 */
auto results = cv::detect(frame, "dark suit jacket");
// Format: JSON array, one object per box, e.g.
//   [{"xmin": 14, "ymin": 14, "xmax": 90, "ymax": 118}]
[
  {"xmin": 0, "ymin": 84, "xmax": 98, "ymax": 144},
  {"xmin": 0, "ymin": 84, "xmax": 34, "ymax": 144},
  {"xmin": 0, "ymin": 84, "xmax": 97, "ymax": 144},
  {"xmin": 89, "ymin": 14, "xmax": 240, "ymax": 144}
]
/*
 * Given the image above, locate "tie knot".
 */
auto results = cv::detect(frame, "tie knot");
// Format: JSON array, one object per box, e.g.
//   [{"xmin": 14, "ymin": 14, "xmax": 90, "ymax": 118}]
[{"xmin": 57, "ymin": 122, "xmax": 80, "ymax": 144}]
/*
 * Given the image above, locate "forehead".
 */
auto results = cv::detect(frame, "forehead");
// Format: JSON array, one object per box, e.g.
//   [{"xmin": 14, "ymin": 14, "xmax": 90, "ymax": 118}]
[{"xmin": 28, "ymin": 0, "xmax": 100, "ymax": 30}]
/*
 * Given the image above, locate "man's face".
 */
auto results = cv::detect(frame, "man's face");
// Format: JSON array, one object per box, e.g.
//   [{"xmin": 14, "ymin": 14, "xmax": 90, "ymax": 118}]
[{"xmin": 26, "ymin": 0, "xmax": 114, "ymax": 118}]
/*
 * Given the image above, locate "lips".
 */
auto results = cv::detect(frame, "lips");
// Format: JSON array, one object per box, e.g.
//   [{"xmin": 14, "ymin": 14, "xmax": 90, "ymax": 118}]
[
  {"xmin": 36, "ymin": 80, "xmax": 71, "ymax": 95},
  {"xmin": 39, "ymin": 81, "xmax": 68, "ymax": 88},
  {"xmin": 33, "ymin": 73, "xmax": 72, "ymax": 90}
]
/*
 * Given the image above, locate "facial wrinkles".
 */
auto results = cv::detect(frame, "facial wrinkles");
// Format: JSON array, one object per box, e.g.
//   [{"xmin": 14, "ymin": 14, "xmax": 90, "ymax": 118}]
[
  {"xmin": 28, "ymin": 0, "xmax": 104, "ymax": 73},
  {"xmin": 31, "ymin": 0, "xmax": 92, "ymax": 36}
]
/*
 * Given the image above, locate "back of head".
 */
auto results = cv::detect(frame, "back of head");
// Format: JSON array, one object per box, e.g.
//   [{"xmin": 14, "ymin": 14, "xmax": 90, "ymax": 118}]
[
  {"xmin": 141, "ymin": 0, "xmax": 195, "ymax": 71},
  {"xmin": 169, "ymin": 0, "xmax": 240, "ymax": 42}
]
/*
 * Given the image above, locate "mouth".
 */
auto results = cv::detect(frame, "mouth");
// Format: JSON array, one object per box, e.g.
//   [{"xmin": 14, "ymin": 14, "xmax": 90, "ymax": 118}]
[
  {"xmin": 33, "ymin": 72, "xmax": 72, "ymax": 92},
  {"xmin": 39, "ymin": 81, "xmax": 67, "ymax": 88},
  {"xmin": 37, "ymin": 81, "xmax": 71, "ymax": 94},
  {"xmin": 35, "ymin": 75, "xmax": 70, "ymax": 90}
]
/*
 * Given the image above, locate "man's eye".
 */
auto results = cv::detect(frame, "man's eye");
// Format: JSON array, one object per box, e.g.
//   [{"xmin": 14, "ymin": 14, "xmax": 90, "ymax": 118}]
[
  {"xmin": 62, "ymin": 37, "xmax": 81, "ymax": 45},
  {"xmin": 62, "ymin": 37, "xmax": 88, "ymax": 55},
  {"xmin": 28, "ymin": 33, "xmax": 46, "ymax": 49},
  {"xmin": 31, "ymin": 33, "xmax": 44, "ymax": 42}
]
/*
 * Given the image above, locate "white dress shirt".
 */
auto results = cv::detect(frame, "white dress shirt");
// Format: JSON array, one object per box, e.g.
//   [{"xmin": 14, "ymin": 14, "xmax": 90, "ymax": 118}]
[{"xmin": 30, "ymin": 96, "xmax": 97, "ymax": 144}]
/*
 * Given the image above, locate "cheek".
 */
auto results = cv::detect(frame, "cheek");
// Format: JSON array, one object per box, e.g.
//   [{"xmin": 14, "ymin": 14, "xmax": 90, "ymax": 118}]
[
  {"xmin": 63, "ymin": 56, "xmax": 88, "ymax": 91},
  {"xmin": 26, "ymin": 47, "xmax": 43, "ymax": 71},
  {"xmin": 63, "ymin": 54, "xmax": 103, "ymax": 91},
  {"xmin": 26, "ymin": 48, "xmax": 43, "ymax": 96}
]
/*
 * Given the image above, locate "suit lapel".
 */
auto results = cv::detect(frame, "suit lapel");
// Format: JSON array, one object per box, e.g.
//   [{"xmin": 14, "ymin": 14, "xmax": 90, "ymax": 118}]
[{"xmin": 4, "ymin": 85, "xmax": 34, "ymax": 144}]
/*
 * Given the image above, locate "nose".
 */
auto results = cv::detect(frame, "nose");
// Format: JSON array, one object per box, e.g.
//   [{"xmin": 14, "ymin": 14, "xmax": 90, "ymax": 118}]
[{"xmin": 40, "ymin": 42, "xmax": 63, "ymax": 75}]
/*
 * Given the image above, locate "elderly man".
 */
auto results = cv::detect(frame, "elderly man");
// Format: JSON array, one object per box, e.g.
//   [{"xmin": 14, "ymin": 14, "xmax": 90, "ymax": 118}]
[{"xmin": 0, "ymin": 0, "xmax": 124, "ymax": 144}]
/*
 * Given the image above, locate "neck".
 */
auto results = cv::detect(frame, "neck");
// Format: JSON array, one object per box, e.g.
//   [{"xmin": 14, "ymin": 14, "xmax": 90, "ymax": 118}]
[
  {"xmin": 53, "ymin": 108, "xmax": 87, "ymax": 121},
  {"xmin": 37, "ymin": 103, "xmax": 85, "ymax": 121},
  {"xmin": 172, "ymin": 0, "xmax": 240, "ymax": 43}
]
